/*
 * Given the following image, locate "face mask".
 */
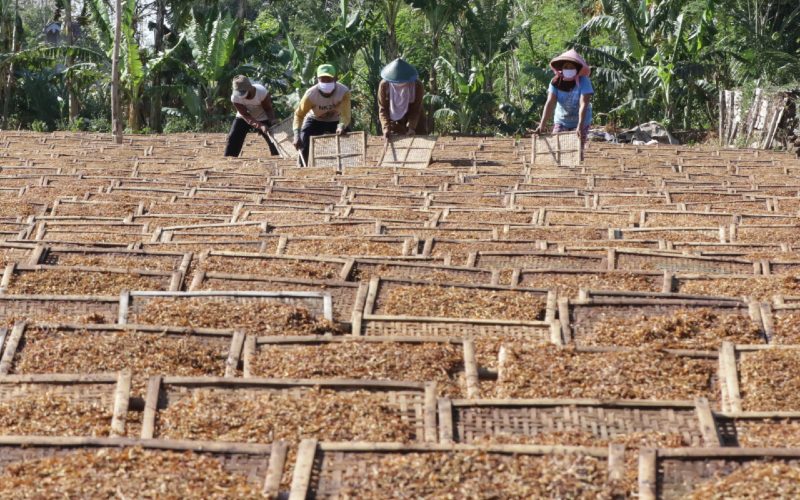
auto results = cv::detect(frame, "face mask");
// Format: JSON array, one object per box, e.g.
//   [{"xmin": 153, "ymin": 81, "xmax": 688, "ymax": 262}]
[
  {"xmin": 319, "ymin": 81, "xmax": 336, "ymax": 94},
  {"xmin": 562, "ymin": 69, "xmax": 577, "ymax": 79}
]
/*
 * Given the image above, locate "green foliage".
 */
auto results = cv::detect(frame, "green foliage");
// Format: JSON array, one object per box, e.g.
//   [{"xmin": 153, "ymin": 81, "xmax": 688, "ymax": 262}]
[{"xmin": 0, "ymin": 0, "xmax": 797, "ymax": 136}]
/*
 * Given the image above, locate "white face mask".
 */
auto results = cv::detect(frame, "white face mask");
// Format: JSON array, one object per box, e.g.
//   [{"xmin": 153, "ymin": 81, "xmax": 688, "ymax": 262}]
[
  {"xmin": 562, "ymin": 69, "xmax": 577, "ymax": 79},
  {"xmin": 318, "ymin": 81, "xmax": 336, "ymax": 94}
]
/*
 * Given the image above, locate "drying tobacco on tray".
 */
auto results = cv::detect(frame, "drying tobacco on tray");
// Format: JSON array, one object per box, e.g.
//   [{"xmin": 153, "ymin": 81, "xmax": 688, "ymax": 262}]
[
  {"xmin": 333, "ymin": 452, "xmax": 616, "ymax": 499},
  {"xmin": 586, "ymin": 308, "xmax": 763, "ymax": 349},
  {"xmin": 740, "ymin": 349, "xmax": 800, "ymax": 411},
  {"xmin": 250, "ymin": 341, "xmax": 464, "ymax": 396},
  {"xmin": 12, "ymin": 328, "xmax": 226, "ymax": 394},
  {"xmin": 0, "ymin": 448, "xmax": 268, "ymax": 499},
  {"xmin": 687, "ymin": 461, "xmax": 800, "ymax": 499},
  {"xmin": 496, "ymin": 344, "xmax": 717, "ymax": 401},
  {"xmin": 156, "ymin": 388, "xmax": 418, "ymax": 443},
  {"xmin": 133, "ymin": 297, "xmax": 342, "ymax": 335},
  {"xmin": 380, "ymin": 284, "xmax": 546, "ymax": 321},
  {"xmin": 7, "ymin": 269, "xmax": 165, "ymax": 295},
  {"xmin": 0, "ymin": 393, "xmax": 111, "ymax": 436}
]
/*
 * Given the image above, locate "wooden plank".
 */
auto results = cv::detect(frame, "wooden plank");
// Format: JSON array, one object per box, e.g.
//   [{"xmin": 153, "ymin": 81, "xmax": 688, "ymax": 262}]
[
  {"xmin": 424, "ymin": 383, "xmax": 438, "ymax": 443},
  {"xmin": 638, "ymin": 448, "xmax": 657, "ymax": 500},
  {"xmin": 263, "ymin": 440, "xmax": 288, "ymax": 497},
  {"xmin": 288, "ymin": 439, "xmax": 318, "ymax": 500},
  {"xmin": 110, "ymin": 370, "xmax": 132, "ymax": 438},
  {"xmin": 140, "ymin": 376, "xmax": 162, "ymax": 439},
  {"xmin": 0, "ymin": 321, "xmax": 24, "ymax": 375},
  {"xmin": 438, "ymin": 398, "xmax": 454, "ymax": 443},
  {"xmin": 720, "ymin": 341, "xmax": 742, "ymax": 413},
  {"xmin": 694, "ymin": 397, "xmax": 721, "ymax": 447},
  {"xmin": 225, "ymin": 331, "xmax": 245, "ymax": 378},
  {"xmin": 462, "ymin": 340, "xmax": 479, "ymax": 399}
]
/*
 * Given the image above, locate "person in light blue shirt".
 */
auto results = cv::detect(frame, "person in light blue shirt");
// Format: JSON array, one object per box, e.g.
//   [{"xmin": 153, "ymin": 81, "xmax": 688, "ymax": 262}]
[{"xmin": 534, "ymin": 49, "xmax": 593, "ymax": 149}]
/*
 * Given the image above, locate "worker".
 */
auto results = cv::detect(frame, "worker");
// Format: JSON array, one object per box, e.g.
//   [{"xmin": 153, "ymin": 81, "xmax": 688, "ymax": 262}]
[
  {"xmin": 224, "ymin": 75, "xmax": 279, "ymax": 157},
  {"xmin": 292, "ymin": 64, "xmax": 352, "ymax": 165},
  {"xmin": 378, "ymin": 58, "xmax": 426, "ymax": 139},
  {"xmin": 534, "ymin": 49, "xmax": 593, "ymax": 149}
]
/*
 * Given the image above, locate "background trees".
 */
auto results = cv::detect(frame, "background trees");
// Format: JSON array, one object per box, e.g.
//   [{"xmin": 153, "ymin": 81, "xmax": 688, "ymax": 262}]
[{"xmin": 0, "ymin": 0, "xmax": 796, "ymax": 136}]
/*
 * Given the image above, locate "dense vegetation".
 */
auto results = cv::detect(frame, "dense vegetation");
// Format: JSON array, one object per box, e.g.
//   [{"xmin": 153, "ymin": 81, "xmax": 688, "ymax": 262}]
[{"xmin": 0, "ymin": 0, "xmax": 797, "ymax": 135}]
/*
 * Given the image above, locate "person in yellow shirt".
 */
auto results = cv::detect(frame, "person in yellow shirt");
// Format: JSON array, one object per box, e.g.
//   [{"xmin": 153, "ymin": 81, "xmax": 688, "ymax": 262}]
[{"xmin": 292, "ymin": 64, "xmax": 352, "ymax": 165}]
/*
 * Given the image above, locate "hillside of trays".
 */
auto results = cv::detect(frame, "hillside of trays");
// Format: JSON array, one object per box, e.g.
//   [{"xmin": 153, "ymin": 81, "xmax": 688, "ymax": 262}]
[{"xmin": 1, "ymin": 130, "xmax": 800, "ymax": 498}]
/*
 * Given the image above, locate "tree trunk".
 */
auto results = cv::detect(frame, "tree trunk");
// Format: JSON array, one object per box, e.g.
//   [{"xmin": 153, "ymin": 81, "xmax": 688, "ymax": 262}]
[
  {"xmin": 2, "ymin": 0, "xmax": 19, "ymax": 126},
  {"xmin": 64, "ymin": 0, "xmax": 80, "ymax": 122},
  {"xmin": 149, "ymin": 0, "xmax": 165, "ymax": 132},
  {"xmin": 111, "ymin": 0, "xmax": 123, "ymax": 143}
]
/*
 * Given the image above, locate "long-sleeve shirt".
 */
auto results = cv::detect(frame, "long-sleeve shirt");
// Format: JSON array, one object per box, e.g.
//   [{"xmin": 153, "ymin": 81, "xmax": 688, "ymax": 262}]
[
  {"xmin": 293, "ymin": 83, "xmax": 352, "ymax": 132},
  {"xmin": 378, "ymin": 79, "xmax": 424, "ymax": 133}
]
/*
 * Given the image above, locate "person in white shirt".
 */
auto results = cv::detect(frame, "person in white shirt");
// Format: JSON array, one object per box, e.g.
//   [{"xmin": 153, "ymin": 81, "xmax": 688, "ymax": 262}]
[{"xmin": 224, "ymin": 75, "xmax": 279, "ymax": 157}]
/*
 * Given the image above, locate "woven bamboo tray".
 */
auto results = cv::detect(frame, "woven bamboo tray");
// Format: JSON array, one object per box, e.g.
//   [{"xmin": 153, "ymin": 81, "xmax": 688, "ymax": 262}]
[
  {"xmin": 278, "ymin": 235, "xmax": 416, "ymax": 258},
  {"xmin": 439, "ymin": 397, "xmax": 717, "ymax": 447},
  {"xmin": 0, "ymin": 436, "xmax": 287, "ymax": 499},
  {"xmin": 288, "ymin": 440, "xmax": 623, "ymax": 500},
  {"xmin": 32, "ymin": 245, "xmax": 192, "ymax": 274},
  {"xmin": 562, "ymin": 296, "xmax": 764, "ymax": 346},
  {"xmin": 309, "ymin": 132, "xmax": 367, "ymax": 169},
  {"xmin": 347, "ymin": 259, "xmax": 499, "ymax": 285},
  {"xmin": 719, "ymin": 343, "xmax": 800, "ymax": 412},
  {"xmin": 515, "ymin": 269, "xmax": 667, "ymax": 295},
  {"xmin": 119, "ymin": 289, "xmax": 332, "ymax": 324},
  {"xmin": 140, "ymin": 376, "xmax": 437, "ymax": 442},
  {"xmin": 713, "ymin": 411, "xmax": 800, "ymax": 447},
  {"xmin": 0, "ymin": 322, "xmax": 243, "ymax": 378},
  {"xmin": 531, "ymin": 132, "xmax": 582, "ymax": 166},
  {"xmin": 615, "ymin": 226, "xmax": 726, "ymax": 243},
  {"xmin": 500, "ymin": 225, "xmax": 608, "ymax": 241},
  {"xmin": 610, "ymin": 249, "xmax": 758, "ymax": 274},
  {"xmin": 198, "ymin": 251, "xmax": 351, "ymax": 281},
  {"xmin": 270, "ymin": 221, "xmax": 378, "ymax": 237},
  {"xmin": 0, "ymin": 372, "xmax": 130, "ymax": 437},
  {"xmin": 378, "ymin": 135, "xmax": 437, "ymax": 169},
  {"xmin": 189, "ymin": 272, "xmax": 365, "ymax": 331},
  {"xmin": 243, "ymin": 335, "xmax": 478, "ymax": 398},
  {"xmin": 0, "ymin": 294, "xmax": 119, "ymax": 326},
  {"xmin": 359, "ymin": 277, "xmax": 557, "ymax": 346},
  {"xmin": 470, "ymin": 250, "xmax": 607, "ymax": 271},
  {"xmin": 0, "ymin": 263, "xmax": 182, "ymax": 295},
  {"xmin": 638, "ymin": 447, "xmax": 800, "ymax": 500}
]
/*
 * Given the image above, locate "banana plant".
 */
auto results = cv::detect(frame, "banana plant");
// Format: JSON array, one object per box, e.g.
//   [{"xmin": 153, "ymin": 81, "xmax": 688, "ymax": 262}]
[{"xmin": 432, "ymin": 57, "xmax": 496, "ymax": 133}]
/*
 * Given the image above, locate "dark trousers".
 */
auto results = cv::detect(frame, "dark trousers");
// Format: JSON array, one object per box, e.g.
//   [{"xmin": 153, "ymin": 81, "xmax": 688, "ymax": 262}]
[
  {"xmin": 299, "ymin": 118, "xmax": 340, "ymax": 164},
  {"xmin": 224, "ymin": 118, "xmax": 279, "ymax": 157}
]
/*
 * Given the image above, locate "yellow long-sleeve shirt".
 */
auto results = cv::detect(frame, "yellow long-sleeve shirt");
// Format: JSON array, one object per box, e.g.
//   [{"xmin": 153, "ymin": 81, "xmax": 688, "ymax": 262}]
[{"xmin": 293, "ymin": 83, "xmax": 352, "ymax": 132}]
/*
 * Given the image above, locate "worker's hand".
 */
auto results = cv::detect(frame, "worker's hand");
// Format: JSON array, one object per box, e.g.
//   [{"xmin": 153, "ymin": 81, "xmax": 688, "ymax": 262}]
[
  {"xmin": 258, "ymin": 124, "xmax": 269, "ymax": 135},
  {"xmin": 293, "ymin": 135, "xmax": 302, "ymax": 149},
  {"xmin": 336, "ymin": 127, "xmax": 345, "ymax": 136},
  {"xmin": 533, "ymin": 124, "xmax": 549, "ymax": 135},
  {"xmin": 405, "ymin": 129, "xmax": 416, "ymax": 137},
  {"xmin": 577, "ymin": 127, "xmax": 586, "ymax": 141}
]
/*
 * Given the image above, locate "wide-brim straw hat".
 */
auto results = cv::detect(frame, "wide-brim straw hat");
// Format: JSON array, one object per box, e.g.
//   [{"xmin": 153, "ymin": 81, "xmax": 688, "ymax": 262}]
[
  {"xmin": 380, "ymin": 58, "xmax": 418, "ymax": 83},
  {"xmin": 549, "ymin": 49, "xmax": 591, "ymax": 77}
]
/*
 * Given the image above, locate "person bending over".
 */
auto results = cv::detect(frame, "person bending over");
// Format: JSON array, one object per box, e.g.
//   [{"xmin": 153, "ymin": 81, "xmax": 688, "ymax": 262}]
[
  {"xmin": 292, "ymin": 64, "xmax": 352, "ymax": 165},
  {"xmin": 378, "ymin": 58, "xmax": 427, "ymax": 139},
  {"xmin": 224, "ymin": 75, "xmax": 279, "ymax": 157},
  {"xmin": 534, "ymin": 49, "xmax": 594, "ymax": 150}
]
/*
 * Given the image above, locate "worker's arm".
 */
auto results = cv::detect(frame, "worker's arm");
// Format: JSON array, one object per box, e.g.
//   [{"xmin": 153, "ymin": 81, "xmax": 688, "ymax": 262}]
[
  {"xmin": 233, "ymin": 103, "xmax": 264, "ymax": 130},
  {"xmin": 534, "ymin": 91, "xmax": 558, "ymax": 134},
  {"xmin": 577, "ymin": 94, "xmax": 592, "ymax": 139},
  {"xmin": 260, "ymin": 93, "xmax": 277, "ymax": 125},
  {"xmin": 293, "ymin": 94, "xmax": 314, "ymax": 135},
  {"xmin": 335, "ymin": 91, "xmax": 352, "ymax": 134}
]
